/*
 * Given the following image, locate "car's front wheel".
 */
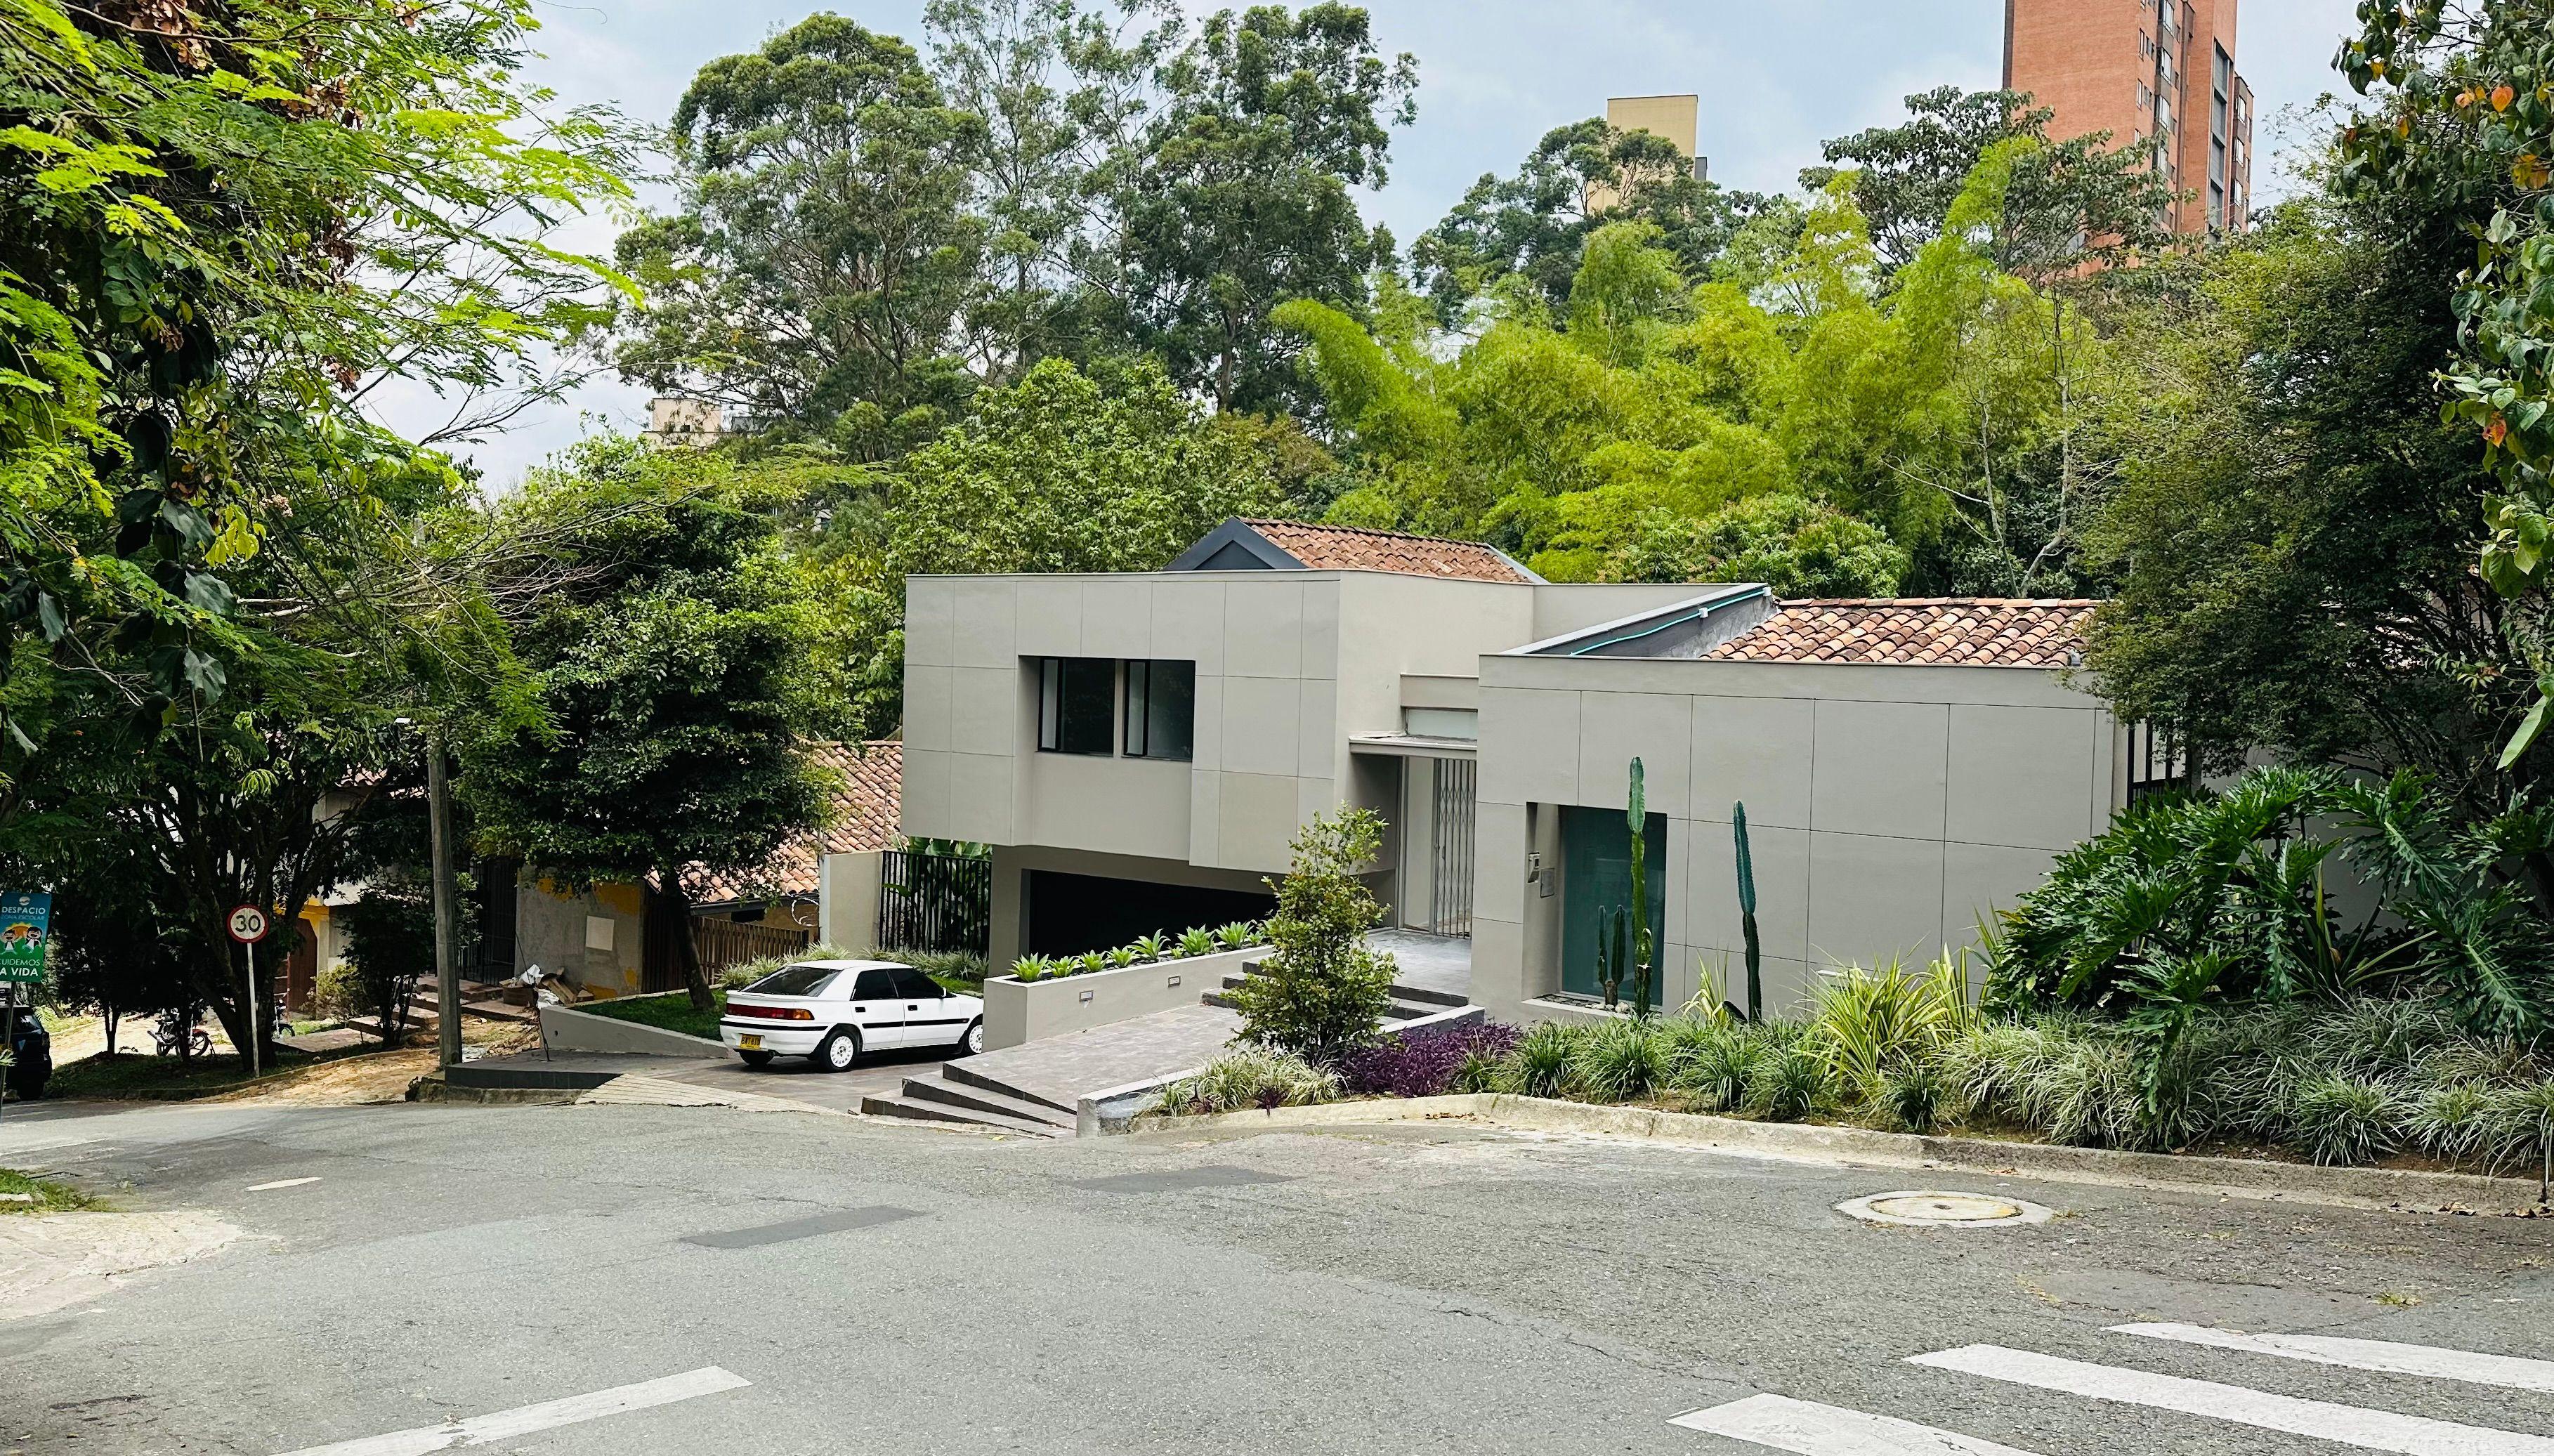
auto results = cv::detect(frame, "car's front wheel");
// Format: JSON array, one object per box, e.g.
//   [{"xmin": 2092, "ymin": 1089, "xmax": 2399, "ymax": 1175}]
[
  {"xmin": 812, "ymin": 1028, "xmax": 859, "ymax": 1072},
  {"xmin": 958, "ymin": 1018, "xmax": 984, "ymax": 1057},
  {"xmin": 737, "ymin": 1050, "xmax": 775, "ymax": 1069}
]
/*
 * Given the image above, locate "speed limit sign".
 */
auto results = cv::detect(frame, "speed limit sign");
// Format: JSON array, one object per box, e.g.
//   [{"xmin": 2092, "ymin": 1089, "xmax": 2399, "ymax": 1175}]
[{"xmin": 226, "ymin": 905, "xmax": 270, "ymax": 944}]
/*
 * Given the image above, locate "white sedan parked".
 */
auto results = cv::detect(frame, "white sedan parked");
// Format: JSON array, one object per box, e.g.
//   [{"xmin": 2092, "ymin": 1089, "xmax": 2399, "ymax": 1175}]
[{"xmin": 720, "ymin": 959, "xmax": 985, "ymax": 1070}]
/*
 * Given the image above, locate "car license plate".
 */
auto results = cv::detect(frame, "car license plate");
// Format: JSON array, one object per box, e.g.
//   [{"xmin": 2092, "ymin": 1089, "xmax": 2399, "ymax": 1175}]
[{"xmin": 738, "ymin": 1034, "xmax": 761, "ymax": 1050}]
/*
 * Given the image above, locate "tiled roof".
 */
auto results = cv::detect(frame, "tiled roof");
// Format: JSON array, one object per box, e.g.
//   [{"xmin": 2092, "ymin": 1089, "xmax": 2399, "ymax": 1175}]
[
  {"xmin": 1701, "ymin": 598, "xmax": 2097, "ymax": 668},
  {"xmin": 688, "ymin": 742, "xmax": 901, "ymax": 904},
  {"xmin": 1239, "ymin": 518, "xmax": 1535, "ymax": 584}
]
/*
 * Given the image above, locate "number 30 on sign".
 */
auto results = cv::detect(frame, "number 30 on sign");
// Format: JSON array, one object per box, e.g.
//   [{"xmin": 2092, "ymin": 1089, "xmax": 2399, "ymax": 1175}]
[{"xmin": 226, "ymin": 905, "xmax": 270, "ymax": 944}]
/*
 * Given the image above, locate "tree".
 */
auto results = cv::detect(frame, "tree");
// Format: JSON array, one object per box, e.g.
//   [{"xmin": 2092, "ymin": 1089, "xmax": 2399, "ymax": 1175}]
[
  {"xmin": 610, "ymin": 15, "xmax": 988, "ymax": 458},
  {"xmin": 460, "ymin": 440, "xmax": 837, "ymax": 1012},
  {"xmin": 2081, "ymin": 197, "xmax": 2524, "ymax": 833},
  {"xmin": 1606, "ymin": 496, "xmax": 1908, "ymax": 596},
  {"xmin": 339, "ymin": 888, "xmax": 435, "ymax": 1044},
  {"xmin": 1225, "ymin": 807, "xmax": 1396, "ymax": 1065},
  {"xmin": 1803, "ymin": 86, "xmax": 2171, "ymax": 277},
  {"xmin": 1111, "ymin": 4, "xmax": 1416, "ymax": 412},
  {"xmin": 924, "ymin": 0, "xmax": 1172, "ymax": 379},
  {"xmin": 2340, "ymin": 1, "xmax": 2554, "ymax": 772},
  {"xmin": 888, "ymin": 355, "xmax": 1278, "ymax": 577},
  {"xmin": 1414, "ymin": 117, "xmax": 1765, "ymax": 321},
  {"xmin": 1, "ymin": 0, "xmax": 631, "ymax": 749}
]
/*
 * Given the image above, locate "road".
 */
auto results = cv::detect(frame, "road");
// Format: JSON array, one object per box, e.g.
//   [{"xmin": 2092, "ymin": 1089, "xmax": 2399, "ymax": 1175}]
[{"xmin": 2, "ymin": 1095, "xmax": 2550, "ymax": 1455}]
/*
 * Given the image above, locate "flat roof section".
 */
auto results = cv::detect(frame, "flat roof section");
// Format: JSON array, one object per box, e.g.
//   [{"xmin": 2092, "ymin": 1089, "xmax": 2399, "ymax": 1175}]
[{"xmin": 1512, "ymin": 584, "xmax": 1774, "ymax": 659}]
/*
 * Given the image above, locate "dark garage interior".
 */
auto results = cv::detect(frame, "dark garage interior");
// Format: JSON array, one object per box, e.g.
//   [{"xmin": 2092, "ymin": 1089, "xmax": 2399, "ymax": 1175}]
[{"xmin": 1023, "ymin": 869, "xmax": 1277, "ymax": 957}]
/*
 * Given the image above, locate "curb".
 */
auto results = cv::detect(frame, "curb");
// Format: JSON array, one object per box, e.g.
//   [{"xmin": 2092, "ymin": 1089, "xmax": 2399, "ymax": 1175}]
[{"xmin": 1137, "ymin": 1093, "xmax": 2553, "ymax": 1213}]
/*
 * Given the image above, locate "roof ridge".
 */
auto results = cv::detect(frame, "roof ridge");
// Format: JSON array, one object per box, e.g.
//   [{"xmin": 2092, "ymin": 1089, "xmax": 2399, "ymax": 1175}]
[
  {"xmin": 1240, "ymin": 516, "xmax": 1503, "ymax": 550},
  {"xmin": 1776, "ymin": 597, "xmax": 2101, "ymax": 608}
]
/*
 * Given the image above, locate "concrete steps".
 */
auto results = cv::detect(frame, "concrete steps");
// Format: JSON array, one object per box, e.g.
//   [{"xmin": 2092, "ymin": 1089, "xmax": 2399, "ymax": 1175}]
[
  {"xmin": 860, "ymin": 1073, "xmax": 1072, "ymax": 1137},
  {"xmin": 1205, "ymin": 971, "xmax": 1465, "ymax": 1022}
]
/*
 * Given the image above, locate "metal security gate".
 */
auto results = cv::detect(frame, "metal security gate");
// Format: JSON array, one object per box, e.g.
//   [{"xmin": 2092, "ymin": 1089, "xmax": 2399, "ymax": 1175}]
[
  {"xmin": 876, "ymin": 849, "xmax": 992, "ymax": 955},
  {"xmin": 1428, "ymin": 757, "xmax": 1476, "ymax": 936}
]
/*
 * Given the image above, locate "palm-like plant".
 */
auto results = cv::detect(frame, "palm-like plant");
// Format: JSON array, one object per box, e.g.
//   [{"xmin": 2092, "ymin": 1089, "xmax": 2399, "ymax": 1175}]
[
  {"xmin": 1129, "ymin": 933, "xmax": 1170, "ymax": 964},
  {"xmin": 1179, "ymin": 927, "xmax": 1217, "ymax": 958}
]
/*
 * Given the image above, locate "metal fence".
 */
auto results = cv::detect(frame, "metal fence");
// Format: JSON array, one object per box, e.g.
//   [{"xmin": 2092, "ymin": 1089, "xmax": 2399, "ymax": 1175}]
[{"xmin": 877, "ymin": 849, "xmax": 992, "ymax": 955}]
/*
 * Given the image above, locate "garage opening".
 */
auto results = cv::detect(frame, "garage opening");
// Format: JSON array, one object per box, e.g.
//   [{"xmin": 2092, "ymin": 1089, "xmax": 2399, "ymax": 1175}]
[{"xmin": 1023, "ymin": 870, "xmax": 1277, "ymax": 958}]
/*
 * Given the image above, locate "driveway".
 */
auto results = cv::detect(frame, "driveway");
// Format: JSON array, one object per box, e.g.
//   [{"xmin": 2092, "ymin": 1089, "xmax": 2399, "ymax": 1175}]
[{"xmin": 464, "ymin": 1042, "xmax": 955, "ymax": 1114}]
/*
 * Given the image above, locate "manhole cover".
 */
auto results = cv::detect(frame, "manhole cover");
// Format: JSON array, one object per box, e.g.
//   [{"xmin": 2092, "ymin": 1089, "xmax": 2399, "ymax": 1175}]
[{"xmin": 1835, "ymin": 1190, "xmax": 2053, "ymax": 1227}]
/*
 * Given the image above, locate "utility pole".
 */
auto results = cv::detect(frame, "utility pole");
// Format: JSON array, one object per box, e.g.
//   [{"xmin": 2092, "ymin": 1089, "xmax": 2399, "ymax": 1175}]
[{"xmin": 427, "ymin": 732, "xmax": 463, "ymax": 1072}]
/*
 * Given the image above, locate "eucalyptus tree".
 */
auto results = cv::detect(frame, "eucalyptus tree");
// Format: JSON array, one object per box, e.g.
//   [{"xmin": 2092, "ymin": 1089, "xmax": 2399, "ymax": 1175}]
[{"xmin": 610, "ymin": 15, "xmax": 989, "ymax": 459}]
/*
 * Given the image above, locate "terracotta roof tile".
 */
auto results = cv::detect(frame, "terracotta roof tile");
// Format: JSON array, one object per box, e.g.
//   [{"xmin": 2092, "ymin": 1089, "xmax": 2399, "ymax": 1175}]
[
  {"xmin": 1239, "ymin": 518, "xmax": 1535, "ymax": 584},
  {"xmin": 688, "ymin": 741, "xmax": 901, "ymax": 904},
  {"xmin": 1701, "ymin": 598, "xmax": 2097, "ymax": 669}
]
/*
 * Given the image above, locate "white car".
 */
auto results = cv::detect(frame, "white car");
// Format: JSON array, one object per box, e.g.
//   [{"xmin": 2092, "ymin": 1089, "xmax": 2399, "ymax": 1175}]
[{"xmin": 720, "ymin": 959, "xmax": 985, "ymax": 1070}]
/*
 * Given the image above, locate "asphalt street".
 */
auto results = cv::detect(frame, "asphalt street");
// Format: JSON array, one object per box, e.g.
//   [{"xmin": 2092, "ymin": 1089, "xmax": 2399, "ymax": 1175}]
[{"xmin": 2, "ymin": 1095, "xmax": 2551, "ymax": 1455}]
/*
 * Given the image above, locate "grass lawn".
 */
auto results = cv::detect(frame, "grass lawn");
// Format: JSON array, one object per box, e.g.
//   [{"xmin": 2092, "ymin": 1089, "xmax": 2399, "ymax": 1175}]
[
  {"xmin": 0, "ymin": 1167, "xmax": 94, "ymax": 1213},
  {"xmin": 581, "ymin": 990, "xmax": 725, "ymax": 1042}
]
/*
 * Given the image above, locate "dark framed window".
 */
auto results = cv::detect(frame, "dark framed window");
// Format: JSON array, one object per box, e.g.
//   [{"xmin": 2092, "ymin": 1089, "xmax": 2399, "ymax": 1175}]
[
  {"xmin": 1123, "ymin": 659, "xmax": 1196, "ymax": 761},
  {"xmin": 1037, "ymin": 657, "xmax": 1115, "ymax": 754}
]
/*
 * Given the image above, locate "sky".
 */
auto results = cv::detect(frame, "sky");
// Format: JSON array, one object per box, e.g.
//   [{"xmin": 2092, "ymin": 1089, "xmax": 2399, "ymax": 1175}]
[{"xmin": 379, "ymin": 0, "xmax": 2363, "ymax": 489}]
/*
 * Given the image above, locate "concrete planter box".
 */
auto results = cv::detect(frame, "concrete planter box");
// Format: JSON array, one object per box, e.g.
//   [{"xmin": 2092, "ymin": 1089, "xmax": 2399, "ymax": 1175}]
[
  {"xmin": 539, "ymin": 998, "xmax": 722, "ymax": 1057},
  {"xmin": 984, "ymin": 945, "xmax": 1269, "ymax": 1050}
]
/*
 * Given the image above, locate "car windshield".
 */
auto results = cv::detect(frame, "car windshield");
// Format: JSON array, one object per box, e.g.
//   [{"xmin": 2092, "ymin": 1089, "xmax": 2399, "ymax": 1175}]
[{"xmin": 742, "ymin": 964, "xmax": 839, "ymax": 997}]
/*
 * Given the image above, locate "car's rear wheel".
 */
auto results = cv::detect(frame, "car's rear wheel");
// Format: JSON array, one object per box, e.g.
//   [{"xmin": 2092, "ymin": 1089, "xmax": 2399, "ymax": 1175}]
[
  {"xmin": 737, "ymin": 1050, "xmax": 775, "ymax": 1068},
  {"xmin": 813, "ymin": 1028, "xmax": 859, "ymax": 1072},
  {"xmin": 958, "ymin": 1018, "xmax": 984, "ymax": 1057}
]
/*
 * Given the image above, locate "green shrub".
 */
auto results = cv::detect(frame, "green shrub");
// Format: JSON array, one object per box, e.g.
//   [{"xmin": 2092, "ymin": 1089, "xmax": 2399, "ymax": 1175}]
[
  {"xmin": 1179, "ymin": 927, "xmax": 1217, "ymax": 958},
  {"xmin": 1155, "ymin": 1048, "xmax": 1340, "ymax": 1115},
  {"xmin": 1748, "ymin": 1042, "xmax": 1827, "ymax": 1121},
  {"xmin": 1668, "ymin": 1021, "xmax": 1764, "ymax": 1111},
  {"xmin": 2408, "ymin": 1082, "xmax": 2495, "ymax": 1167},
  {"xmin": 1214, "ymin": 921, "xmax": 1259, "ymax": 950},
  {"xmin": 2487, "ymin": 1080, "xmax": 2554, "ymax": 1178},
  {"xmin": 1573, "ymin": 1018, "xmax": 1670, "ymax": 1102},
  {"xmin": 2036, "ymin": 1036, "xmax": 2147, "ymax": 1148},
  {"xmin": 1224, "ymin": 810, "xmax": 1396, "ymax": 1066},
  {"xmin": 1811, "ymin": 957, "xmax": 1975, "ymax": 1100},
  {"xmin": 1452, "ymin": 1047, "xmax": 1506, "ymax": 1094},
  {"xmin": 313, "ymin": 959, "xmax": 366, "ymax": 1021},
  {"xmin": 1877, "ymin": 1058, "xmax": 1954, "ymax": 1134},
  {"xmin": 1129, "ymin": 934, "xmax": 1169, "ymax": 963},
  {"xmin": 1500, "ymin": 1022, "xmax": 1584, "ymax": 1098},
  {"xmin": 2289, "ymin": 1073, "xmax": 2404, "ymax": 1166},
  {"xmin": 892, "ymin": 947, "xmax": 989, "ymax": 988}
]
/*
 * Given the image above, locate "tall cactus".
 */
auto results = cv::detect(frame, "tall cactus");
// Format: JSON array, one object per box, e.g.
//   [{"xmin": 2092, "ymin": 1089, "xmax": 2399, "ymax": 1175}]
[
  {"xmin": 1595, "ymin": 904, "xmax": 1625, "ymax": 1011},
  {"xmin": 1627, "ymin": 758, "xmax": 1653, "ymax": 1018},
  {"xmin": 1733, "ymin": 801, "xmax": 1762, "ymax": 1021}
]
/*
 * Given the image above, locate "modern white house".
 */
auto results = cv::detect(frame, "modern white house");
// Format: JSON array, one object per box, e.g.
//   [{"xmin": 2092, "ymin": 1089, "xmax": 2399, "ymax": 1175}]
[{"xmin": 901, "ymin": 517, "xmax": 2144, "ymax": 1025}]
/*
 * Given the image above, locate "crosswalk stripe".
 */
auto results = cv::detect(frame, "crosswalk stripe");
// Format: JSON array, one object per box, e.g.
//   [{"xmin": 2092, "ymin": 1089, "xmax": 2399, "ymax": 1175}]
[
  {"xmin": 1670, "ymin": 1393, "xmax": 2045, "ymax": 1455},
  {"xmin": 1909, "ymin": 1344, "xmax": 2554, "ymax": 1456},
  {"xmin": 2112, "ymin": 1323, "xmax": 2554, "ymax": 1394}
]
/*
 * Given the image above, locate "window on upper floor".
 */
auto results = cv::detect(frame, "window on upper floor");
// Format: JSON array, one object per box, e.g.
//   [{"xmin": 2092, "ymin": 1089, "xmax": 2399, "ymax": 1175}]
[
  {"xmin": 1037, "ymin": 657, "xmax": 1117, "ymax": 755},
  {"xmin": 1122, "ymin": 659, "xmax": 1196, "ymax": 761}
]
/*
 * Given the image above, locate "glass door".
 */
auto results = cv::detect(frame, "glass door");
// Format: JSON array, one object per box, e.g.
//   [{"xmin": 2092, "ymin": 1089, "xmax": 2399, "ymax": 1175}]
[{"xmin": 1560, "ymin": 806, "xmax": 1668, "ymax": 1000}]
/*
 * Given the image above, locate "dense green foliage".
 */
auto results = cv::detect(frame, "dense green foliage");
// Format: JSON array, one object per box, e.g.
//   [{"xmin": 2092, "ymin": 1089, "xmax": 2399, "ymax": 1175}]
[{"xmin": 1989, "ymin": 768, "xmax": 2554, "ymax": 1041}]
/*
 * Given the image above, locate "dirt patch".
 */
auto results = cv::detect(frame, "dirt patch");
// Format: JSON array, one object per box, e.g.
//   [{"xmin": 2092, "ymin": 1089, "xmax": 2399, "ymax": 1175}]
[{"xmin": 204, "ymin": 1021, "xmax": 539, "ymax": 1107}]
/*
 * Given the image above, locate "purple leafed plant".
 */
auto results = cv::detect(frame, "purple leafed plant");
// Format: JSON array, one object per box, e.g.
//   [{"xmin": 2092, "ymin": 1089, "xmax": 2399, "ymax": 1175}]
[{"xmin": 1342, "ymin": 1021, "xmax": 1523, "ymax": 1098}]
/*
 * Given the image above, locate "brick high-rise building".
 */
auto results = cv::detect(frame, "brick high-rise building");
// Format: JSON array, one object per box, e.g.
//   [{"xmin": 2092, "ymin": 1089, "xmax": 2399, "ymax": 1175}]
[{"xmin": 2004, "ymin": 0, "xmax": 2253, "ymax": 233}]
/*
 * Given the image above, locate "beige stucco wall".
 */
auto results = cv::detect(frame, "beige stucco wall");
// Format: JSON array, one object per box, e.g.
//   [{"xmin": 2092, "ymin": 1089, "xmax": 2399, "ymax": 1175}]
[
  {"xmin": 904, "ymin": 570, "xmax": 1549, "ymax": 881},
  {"xmin": 1469, "ymin": 653, "xmax": 2121, "ymax": 1025},
  {"xmin": 513, "ymin": 879, "xmax": 648, "ymax": 997}
]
